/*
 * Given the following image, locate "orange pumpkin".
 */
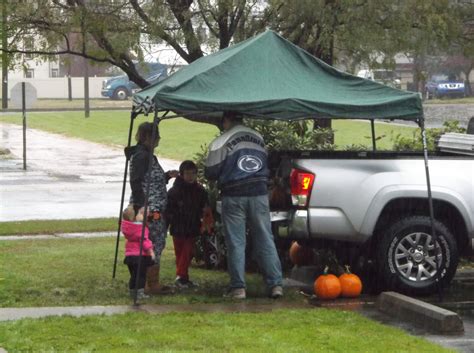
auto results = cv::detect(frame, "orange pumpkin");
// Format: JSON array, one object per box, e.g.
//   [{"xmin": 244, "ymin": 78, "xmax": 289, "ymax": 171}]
[
  {"xmin": 314, "ymin": 272, "xmax": 341, "ymax": 300},
  {"xmin": 289, "ymin": 241, "xmax": 313, "ymax": 266},
  {"xmin": 339, "ymin": 267, "xmax": 363, "ymax": 298}
]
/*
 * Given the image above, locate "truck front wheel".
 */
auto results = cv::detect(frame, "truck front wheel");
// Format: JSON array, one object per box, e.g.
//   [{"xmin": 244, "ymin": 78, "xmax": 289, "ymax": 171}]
[
  {"xmin": 113, "ymin": 87, "xmax": 129, "ymax": 100},
  {"xmin": 376, "ymin": 216, "xmax": 458, "ymax": 295}
]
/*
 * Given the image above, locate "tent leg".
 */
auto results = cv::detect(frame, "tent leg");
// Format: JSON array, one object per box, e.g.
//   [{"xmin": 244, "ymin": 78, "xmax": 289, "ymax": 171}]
[
  {"xmin": 420, "ymin": 117, "xmax": 443, "ymax": 302},
  {"xmin": 112, "ymin": 111, "xmax": 138, "ymax": 279},
  {"xmin": 133, "ymin": 111, "xmax": 161, "ymax": 306},
  {"xmin": 371, "ymin": 119, "xmax": 376, "ymax": 151}
]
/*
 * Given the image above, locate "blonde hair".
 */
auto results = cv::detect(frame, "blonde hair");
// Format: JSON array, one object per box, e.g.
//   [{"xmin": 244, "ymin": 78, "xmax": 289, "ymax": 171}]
[{"xmin": 122, "ymin": 205, "xmax": 136, "ymax": 221}]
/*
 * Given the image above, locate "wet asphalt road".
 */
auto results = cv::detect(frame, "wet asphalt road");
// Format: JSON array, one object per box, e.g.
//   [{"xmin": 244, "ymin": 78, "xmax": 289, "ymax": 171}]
[{"xmin": 0, "ymin": 123, "xmax": 180, "ymax": 221}]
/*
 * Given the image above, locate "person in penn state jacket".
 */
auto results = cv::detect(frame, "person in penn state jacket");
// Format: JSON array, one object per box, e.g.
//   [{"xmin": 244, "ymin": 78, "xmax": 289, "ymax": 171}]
[{"xmin": 204, "ymin": 111, "xmax": 283, "ymax": 299}]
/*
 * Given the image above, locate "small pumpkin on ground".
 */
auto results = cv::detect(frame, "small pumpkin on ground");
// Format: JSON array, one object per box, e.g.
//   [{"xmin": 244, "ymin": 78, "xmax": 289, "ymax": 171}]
[
  {"xmin": 314, "ymin": 266, "xmax": 341, "ymax": 300},
  {"xmin": 289, "ymin": 241, "xmax": 313, "ymax": 266},
  {"xmin": 339, "ymin": 266, "xmax": 363, "ymax": 298}
]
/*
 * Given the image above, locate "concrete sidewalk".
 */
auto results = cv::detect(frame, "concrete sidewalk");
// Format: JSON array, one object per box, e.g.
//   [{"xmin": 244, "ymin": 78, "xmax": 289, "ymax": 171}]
[
  {"xmin": 0, "ymin": 231, "xmax": 115, "ymax": 241},
  {"xmin": 0, "ymin": 302, "xmax": 308, "ymax": 322},
  {"xmin": 0, "ymin": 123, "xmax": 180, "ymax": 221}
]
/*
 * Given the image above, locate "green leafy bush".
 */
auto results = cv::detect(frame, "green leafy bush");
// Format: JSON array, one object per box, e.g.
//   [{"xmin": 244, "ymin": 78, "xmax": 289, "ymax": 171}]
[
  {"xmin": 245, "ymin": 119, "xmax": 335, "ymax": 151},
  {"xmin": 392, "ymin": 120, "xmax": 466, "ymax": 151}
]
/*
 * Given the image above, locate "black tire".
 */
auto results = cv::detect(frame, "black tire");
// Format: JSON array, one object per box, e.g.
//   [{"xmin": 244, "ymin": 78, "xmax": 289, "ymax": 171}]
[
  {"xmin": 112, "ymin": 87, "xmax": 129, "ymax": 100},
  {"xmin": 376, "ymin": 216, "xmax": 458, "ymax": 295}
]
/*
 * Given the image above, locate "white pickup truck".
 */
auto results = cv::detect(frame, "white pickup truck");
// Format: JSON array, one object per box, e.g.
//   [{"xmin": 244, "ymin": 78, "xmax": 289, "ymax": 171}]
[{"xmin": 268, "ymin": 134, "xmax": 474, "ymax": 295}]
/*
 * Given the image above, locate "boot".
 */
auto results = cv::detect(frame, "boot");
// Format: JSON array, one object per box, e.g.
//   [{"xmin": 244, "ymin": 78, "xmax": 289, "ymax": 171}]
[{"xmin": 144, "ymin": 264, "xmax": 174, "ymax": 295}]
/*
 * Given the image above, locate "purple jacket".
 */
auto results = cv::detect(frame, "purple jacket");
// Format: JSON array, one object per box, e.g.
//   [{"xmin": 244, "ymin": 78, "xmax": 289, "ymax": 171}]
[{"xmin": 122, "ymin": 220, "xmax": 152, "ymax": 257}]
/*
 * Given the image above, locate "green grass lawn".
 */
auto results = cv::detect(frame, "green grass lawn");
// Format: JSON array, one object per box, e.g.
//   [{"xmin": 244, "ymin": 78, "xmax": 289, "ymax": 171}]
[
  {"xmin": 0, "ymin": 112, "xmax": 220, "ymax": 160},
  {"xmin": 0, "ymin": 218, "xmax": 117, "ymax": 236},
  {"xmin": 2, "ymin": 98, "xmax": 132, "ymax": 109},
  {"xmin": 0, "ymin": 309, "xmax": 450, "ymax": 353},
  {"xmin": 0, "ymin": 112, "xmax": 415, "ymax": 160},
  {"xmin": 332, "ymin": 119, "xmax": 415, "ymax": 149},
  {"xmin": 0, "ymin": 236, "xmax": 300, "ymax": 307},
  {"xmin": 0, "ymin": 236, "xmax": 454, "ymax": 352}
]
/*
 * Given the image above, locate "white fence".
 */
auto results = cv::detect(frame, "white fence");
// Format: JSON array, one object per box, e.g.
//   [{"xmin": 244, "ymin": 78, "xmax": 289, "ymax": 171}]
[{"xmin": 7, "ymin": 77, "xmax": 107, "ymax": 99}]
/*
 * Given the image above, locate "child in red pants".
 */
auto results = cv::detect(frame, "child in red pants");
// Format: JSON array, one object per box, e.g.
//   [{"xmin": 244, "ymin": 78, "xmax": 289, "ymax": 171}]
[{"xmin": 167, "ymin": 160, "xmax": 210, "ymax": 289}]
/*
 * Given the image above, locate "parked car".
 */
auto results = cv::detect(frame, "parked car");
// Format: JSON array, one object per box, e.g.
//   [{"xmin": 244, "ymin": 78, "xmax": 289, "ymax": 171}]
[
  {"xmin": 266, "ymin": 140, "xmax": 474, "ymax": 295},
  {"xmin": 425, "ymin": 74, "xmax": 465, "ymax": 99},
  {"xmin": 101, "ymin": 62, "xmax": 168, "ymax": 100},
  {"xmin": 357, "ymin": 69, "xmax": 402, "ymax": 89}
]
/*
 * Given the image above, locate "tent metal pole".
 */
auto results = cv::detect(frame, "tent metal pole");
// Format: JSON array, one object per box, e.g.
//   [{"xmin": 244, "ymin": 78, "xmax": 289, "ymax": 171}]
[
  {"xmin": 112, "ymin": 110, "xmax": 138, "ymax": 279},
  {"xmin": 419, "ymin": 117, "xmax": 443, "ymax": 302},
  {"xmin": 370, "ymin": 119, "xmax": 376, "ymax": 151},
  {"xmin": 133, "ymin": 111, "xmax": 161, "ymax": 306}
]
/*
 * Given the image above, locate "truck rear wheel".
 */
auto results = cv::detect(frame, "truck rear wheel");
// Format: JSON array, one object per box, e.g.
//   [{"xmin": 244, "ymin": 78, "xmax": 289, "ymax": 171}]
[{"xmin": 376, "ymin": 216, "xmax": 458, "ymax": 295}]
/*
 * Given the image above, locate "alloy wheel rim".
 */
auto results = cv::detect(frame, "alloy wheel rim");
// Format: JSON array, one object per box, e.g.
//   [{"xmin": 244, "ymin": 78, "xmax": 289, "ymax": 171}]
[{"xmin": 394, "ymin": 232, "xmax": 442, "ymax": 282}]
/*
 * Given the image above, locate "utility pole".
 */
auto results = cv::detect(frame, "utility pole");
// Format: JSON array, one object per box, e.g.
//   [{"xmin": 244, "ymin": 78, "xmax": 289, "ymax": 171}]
[
  {"xmin": 84, "ymin": 57, "xmax": 89, "ymax": 117},
  {"xmin": 81, "ymin": 14, "xmax": 89, "ymax": 118},
  {"xmin": 67, "ymin": 53, "xmax": 72, "ymax": 101},
  {"xmin": 2, "ymin": 0, "xmax": 8, "ymax": 109}
]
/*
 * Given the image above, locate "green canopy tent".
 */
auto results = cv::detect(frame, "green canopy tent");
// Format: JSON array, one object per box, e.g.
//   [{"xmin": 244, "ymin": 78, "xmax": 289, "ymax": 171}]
[
  {"xmin": 132, "ymin": 30, "xmax": 422, "ymax": 122},
  {"xmin": 113, "ymin": 30, "xmax": 440, "ymax": 304}
]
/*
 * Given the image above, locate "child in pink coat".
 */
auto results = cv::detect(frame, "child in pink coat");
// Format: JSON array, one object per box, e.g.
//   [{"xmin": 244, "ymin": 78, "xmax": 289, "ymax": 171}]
[{"xmin": 122, "ymin": 205, "xmax": 155, "ymax": 299}]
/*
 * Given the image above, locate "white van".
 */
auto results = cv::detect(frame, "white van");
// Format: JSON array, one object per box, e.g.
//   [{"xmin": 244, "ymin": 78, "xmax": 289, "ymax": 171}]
[{"xmin": 357, "ymin": 69, "xmax": 401, "ymax": 89}]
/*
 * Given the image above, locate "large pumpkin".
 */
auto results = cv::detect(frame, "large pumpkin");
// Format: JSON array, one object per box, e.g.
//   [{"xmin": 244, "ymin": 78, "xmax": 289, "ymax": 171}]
[
  {"xmin": 289, "ymin": 241, "xmax": 313, "ymax": 266},
  {"xmin": 339, "ymin": 269, "xmax": 363, "ymax": 298},
  {"xmin": 314, "ymin": 273, "xmax": 341, "ymax": 300}
]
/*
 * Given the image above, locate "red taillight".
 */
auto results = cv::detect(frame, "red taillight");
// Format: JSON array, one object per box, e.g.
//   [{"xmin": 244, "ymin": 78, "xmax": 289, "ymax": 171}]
[{"xmin": 290, "ymin": 168, "xmax": 315, "ymax": 207}]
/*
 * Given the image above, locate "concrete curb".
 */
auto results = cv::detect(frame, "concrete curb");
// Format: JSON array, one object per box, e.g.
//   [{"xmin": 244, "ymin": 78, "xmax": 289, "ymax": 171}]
[{"xmin": 376, "ymin": 291, "xmax": 464, "ymax": 334}]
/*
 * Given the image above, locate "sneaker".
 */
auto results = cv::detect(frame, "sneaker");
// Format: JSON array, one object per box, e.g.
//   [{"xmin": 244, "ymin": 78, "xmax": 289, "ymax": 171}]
[
  {"xmin": 270, "ymin": 285, "xmax": 283, "ymax": 299},
  {"xmin": 137, "ymin": 288, "xmax": 150, "ymax": 300},
  {"xmin": 185, "ymin": 279, "xmax": 199, "ymax": 288},
  {"xmin": 130, "ymin": 289, "xmax": 150, "ymax": 300},
  {"xmin": 175, "ymin": 277, "xmax": 190, "ymax": 289},
  {"xmin": 223, "ymin": 288, "xmax": 246, "ymax": 299}
]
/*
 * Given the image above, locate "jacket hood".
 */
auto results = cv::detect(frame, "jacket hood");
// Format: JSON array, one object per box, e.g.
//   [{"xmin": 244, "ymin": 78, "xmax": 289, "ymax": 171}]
[
  {"xmin": 121, "ymin": 219, "xmax": 149, "ymax": 241},
  {"xmin": 173, "ymin": 176, "xmax": 199, "ymax": 189},
  {"xmin": 124, "ymin": 143, "xmax": 149, "ymax": 159}
]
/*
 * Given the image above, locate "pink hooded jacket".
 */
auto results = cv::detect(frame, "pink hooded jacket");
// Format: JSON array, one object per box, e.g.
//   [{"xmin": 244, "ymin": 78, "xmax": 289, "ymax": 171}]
[{"xmin": 121, "ymin": 220, "xmax": 153, "ymax": 257}]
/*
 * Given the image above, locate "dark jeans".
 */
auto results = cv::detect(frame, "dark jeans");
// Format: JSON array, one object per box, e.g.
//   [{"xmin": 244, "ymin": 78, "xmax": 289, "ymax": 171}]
[{"xmin": 124, "ymin": 256, "xmax": 154, "ymax": 290}]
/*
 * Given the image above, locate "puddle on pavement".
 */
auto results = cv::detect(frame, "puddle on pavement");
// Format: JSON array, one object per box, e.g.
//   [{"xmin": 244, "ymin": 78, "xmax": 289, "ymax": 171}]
[
  {"xmin": 424, "ymin": 281, "xmax": 474, "ymax": 314},
  {"xmin": 47, "ymin": 172, "xmax": 82, "ymax": 181}
]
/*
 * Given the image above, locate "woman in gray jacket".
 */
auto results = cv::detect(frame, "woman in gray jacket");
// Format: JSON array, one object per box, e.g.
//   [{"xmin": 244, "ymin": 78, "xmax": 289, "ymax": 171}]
[{"xmin": 125, "ymin": 122, "xmax": 178, "ymax": 294}]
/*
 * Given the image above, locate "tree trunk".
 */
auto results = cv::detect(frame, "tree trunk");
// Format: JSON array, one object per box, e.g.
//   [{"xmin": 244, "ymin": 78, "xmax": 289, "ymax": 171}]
[
  {"xmin": 313, "ymin": 34, "xmax": 334, "ymax": 142},
  {"xmin": 412, "ymin": 54, "xmax": 426, "ymax": 96},
  {"xmin": 464, "ymin": 67, "xmax": 473, "ymax": 97}
]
